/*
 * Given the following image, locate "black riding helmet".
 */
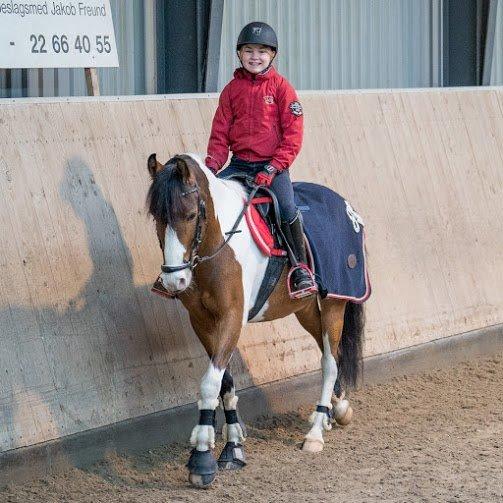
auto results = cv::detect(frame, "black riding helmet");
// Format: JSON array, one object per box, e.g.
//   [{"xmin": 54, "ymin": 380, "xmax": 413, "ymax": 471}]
[{"xmin": 236, "ymin": 22, "xmax": 278, "ymax": 52}]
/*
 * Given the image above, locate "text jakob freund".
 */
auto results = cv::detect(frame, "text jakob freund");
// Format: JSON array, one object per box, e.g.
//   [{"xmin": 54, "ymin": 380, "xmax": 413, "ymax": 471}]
[{"xmin": 0, "ymin": 1, "xmax": 107, "ymax": 17}]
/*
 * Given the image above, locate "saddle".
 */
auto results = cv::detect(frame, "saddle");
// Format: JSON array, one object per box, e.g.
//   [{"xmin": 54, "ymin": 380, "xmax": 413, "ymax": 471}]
[
  {"xmin": 222, "ymin": 174, "xmax": 316, "ymax": 318},
  {"xmin": 224, "ymin": 174, "xmax": 288, "ymax": 257}
]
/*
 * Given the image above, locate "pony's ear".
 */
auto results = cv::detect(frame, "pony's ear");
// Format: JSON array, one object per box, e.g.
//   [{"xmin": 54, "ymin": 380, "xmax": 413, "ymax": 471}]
[
  {"xmin": 147, "ymin": 153, "xmax": 164, "ymax": 179},
  {"xmin": 174, "ymin": 156, "xmax": 195, "ymax": 185}
]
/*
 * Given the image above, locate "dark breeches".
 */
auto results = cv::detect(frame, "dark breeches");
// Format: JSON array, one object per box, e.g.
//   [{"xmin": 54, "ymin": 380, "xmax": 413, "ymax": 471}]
[{"xmin": 217, "ymin": 157, "xmax": 298, "ymax": 222}]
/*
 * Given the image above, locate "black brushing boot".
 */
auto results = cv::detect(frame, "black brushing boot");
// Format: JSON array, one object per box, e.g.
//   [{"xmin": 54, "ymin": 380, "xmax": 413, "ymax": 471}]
[
  {"xmin": 217, "ymin": 442, "xmax": 246, "ymax": 470},
  {"xmin": 187, "ymin": 449, "xmax": 218, "ymax": 488}
]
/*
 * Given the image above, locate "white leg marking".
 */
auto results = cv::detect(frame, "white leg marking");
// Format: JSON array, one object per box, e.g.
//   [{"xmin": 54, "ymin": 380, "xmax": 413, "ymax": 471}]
[
  {"xmin": 190, "ymin": 364, "xmax": 224, "ymax": 451},
  {"xmin": 305, "ymin": 333, "xmax": 338, "ymax": 445},
  {"xmin": 188, "ymin": 154, "xmax": 269, "ymax": 325},
  {"xmin": 222, "ymin": 390, "xmax": 245, "ymax": 444},
  {"xmin": 249, "ymin": 300, "xmax": 269, "ymax": 323}
]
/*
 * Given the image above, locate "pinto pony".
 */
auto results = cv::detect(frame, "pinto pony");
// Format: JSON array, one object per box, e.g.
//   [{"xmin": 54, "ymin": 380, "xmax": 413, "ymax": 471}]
[{"xmin": 147, "ymin": 153, "xmax": 364, "ymax": 487}]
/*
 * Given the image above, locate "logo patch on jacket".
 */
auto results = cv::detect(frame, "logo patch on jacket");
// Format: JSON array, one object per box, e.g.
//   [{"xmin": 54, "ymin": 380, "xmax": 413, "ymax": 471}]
[
  {"xmin": 289, "ymin": 101, "xmax": 303, "ymax": 116},
  {"xmin": 264, "ymin": 95, "xmax": 274, "ymax": 104}
]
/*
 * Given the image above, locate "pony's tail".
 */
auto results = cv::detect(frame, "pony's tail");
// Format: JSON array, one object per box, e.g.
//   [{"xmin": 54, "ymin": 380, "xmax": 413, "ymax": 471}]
[{"xmin": 338, "ymin": 302, "xmax": 365, "ymax": 388}]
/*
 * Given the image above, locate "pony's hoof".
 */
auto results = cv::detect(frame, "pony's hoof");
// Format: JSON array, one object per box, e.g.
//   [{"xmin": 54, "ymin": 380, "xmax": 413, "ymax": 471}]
[
  {"xmin": 301, "ymin": 438, "xmax": 324, "ymax": 453},
  {"xmin": 334, "ymin": 403, "xmax": 353, "ymax": 426},
  {"xmin": 188, "ymin": 473, "xmax": 216, "ymax": 488},
  {"xmin": 218, "ymin": 442, "xmax": 246, "ymax": 470},
  {"xmin": 186, "ymin": 449, "xmax": 217, "ymax": 488}
]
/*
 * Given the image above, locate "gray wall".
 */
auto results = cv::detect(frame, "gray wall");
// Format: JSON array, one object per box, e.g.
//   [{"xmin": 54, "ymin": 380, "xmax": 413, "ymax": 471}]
[
  {"xmin": 218, "ymin": 0, "xmax": 443, "ymax": 91},
  {"xmin": 491, "ymin": 0, "xmax": 503, "ymax": 84},
  {"xmin": 1, "ymin": 1, "xmax": 502, "ymax": 97}
]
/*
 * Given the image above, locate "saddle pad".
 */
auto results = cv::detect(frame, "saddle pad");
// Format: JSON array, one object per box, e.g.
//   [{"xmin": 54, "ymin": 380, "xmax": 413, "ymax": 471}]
[
  {"xmin": 245, "ymin": 198, "xmax": 287, "ymax": 258},
  {"xmin": 293, "ymin": 182, "xmax": 371, "ymax": 303}
]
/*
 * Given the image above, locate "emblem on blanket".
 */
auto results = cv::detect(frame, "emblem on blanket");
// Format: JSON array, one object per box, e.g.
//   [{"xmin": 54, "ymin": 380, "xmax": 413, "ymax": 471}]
[
  {"xmin": 347, "ymin": 254, "xmax": 357, "ymax": 269},
  {"xmin": 345, "ymin": 201, "xmax": 364, "ymax": 233}
]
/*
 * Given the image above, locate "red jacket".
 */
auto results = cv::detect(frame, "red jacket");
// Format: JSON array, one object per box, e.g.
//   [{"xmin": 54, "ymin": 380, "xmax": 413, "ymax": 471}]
[{"xmin": 205, "ymin": 66, "xmax": 303, "ymax": 172}]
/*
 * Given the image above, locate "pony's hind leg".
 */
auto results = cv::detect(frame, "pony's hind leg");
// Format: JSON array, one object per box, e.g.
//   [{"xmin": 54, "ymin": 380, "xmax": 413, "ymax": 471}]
[
  {"xmin": 217, "ymin": 368, "xmax": 246, "ymax": 470},
  {"xmin": 331, "ymin": 376, "xmax": 353, "ymax": 426},
  {"xmin": 331, "ymin": 301, "xmax": 365, "ymax": 425},
  {"xmin": 296, "ymin": 299, "xmax": 346, "ymax": 453}
]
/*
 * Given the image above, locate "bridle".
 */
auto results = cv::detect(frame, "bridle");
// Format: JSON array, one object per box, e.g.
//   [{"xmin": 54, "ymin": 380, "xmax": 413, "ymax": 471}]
[
  {"xmin": 160, "ymin": 185, "xmax": 206, "ymax": 273},
  {"xmin": 160, "ymin": 183, "xmax": 258, "ymax": 274}
]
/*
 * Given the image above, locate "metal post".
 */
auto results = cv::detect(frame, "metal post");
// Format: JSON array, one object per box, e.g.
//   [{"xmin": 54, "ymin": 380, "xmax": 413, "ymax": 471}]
[
  {"xmin": 144, "ymin": 0, "xmax": 157, "ymax": 94},
  {"xmin": 204, "ymin": 0, "xmax": 224, "ymax": 92},
  {"xmin": 441, "ymin": 0, "xmax": 450, "ymax": 86},
  {"xmin": 85, "ymin": 68, "xmax": 100, "ymax": 96},
  {"xmin": 482, "ymin": 0, "xmax": 499, "ymax": 85},
  {"xmin": 431, "ymin": 0, "xmax": 444, "ymax": 87}
]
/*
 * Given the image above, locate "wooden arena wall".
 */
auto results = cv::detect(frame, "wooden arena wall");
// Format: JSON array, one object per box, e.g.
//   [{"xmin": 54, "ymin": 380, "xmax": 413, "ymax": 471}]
[{"xmin": 1, "ymin": 88, "xmax": 502, "ymax": 453}]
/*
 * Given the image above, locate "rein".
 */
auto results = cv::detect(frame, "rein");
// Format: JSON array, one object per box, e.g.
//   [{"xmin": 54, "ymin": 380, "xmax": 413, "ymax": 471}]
[{"xmin": 160, "ymin": 183, "xmax": 259, "ymax": 274}]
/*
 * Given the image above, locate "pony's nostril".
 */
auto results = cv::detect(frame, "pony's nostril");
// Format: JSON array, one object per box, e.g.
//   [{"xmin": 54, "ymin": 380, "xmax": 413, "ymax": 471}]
[{"xmin": 179, "ymin": 278, "xmax": 187, "ymax": 289}]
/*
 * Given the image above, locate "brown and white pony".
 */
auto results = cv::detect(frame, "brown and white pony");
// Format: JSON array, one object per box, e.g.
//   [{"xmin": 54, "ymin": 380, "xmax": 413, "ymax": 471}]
[{"xmin": 147, "ymin": 153, "xmax": 364, "ymax": 487}]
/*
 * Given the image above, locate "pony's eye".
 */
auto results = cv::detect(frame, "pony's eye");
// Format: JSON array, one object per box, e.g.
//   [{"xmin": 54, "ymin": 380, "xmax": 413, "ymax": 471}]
[{"xmin": 187, "ymin": 212, "xmax": 197, "ymax": 221}]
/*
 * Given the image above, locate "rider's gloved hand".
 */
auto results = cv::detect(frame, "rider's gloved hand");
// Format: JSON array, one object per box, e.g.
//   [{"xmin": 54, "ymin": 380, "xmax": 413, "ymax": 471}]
[
  {"xmin": 254, "ymin": 164, "xmax": 277, "ymax": 187},
  {"xmin": 204, "ymin": 156, "xmax": 219, "ymax": 175}
]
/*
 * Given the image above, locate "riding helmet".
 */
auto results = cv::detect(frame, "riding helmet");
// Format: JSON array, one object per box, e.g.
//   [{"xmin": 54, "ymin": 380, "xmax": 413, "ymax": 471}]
[{"xmin": 236, "ymin": 22, "xmax": 278, "ymax": 51}]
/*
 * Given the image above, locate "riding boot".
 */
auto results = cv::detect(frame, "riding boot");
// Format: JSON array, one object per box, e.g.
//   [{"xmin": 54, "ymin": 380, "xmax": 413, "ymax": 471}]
[{"xmin": 281, "ymin": 213, "xmax": 317, "ymax": 297}]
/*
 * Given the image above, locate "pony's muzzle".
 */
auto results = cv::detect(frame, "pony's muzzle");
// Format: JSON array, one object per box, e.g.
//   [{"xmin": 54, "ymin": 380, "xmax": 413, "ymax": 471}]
[{"xmin": 160, "ymin": 271, "xmax": 191, "ymax": 293}]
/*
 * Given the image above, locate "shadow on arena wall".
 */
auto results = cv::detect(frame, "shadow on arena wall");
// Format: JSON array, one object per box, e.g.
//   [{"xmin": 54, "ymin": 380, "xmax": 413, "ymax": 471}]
[{"xmin": 0, "ymin": 157, "xmax": 268, "ymax": 466}]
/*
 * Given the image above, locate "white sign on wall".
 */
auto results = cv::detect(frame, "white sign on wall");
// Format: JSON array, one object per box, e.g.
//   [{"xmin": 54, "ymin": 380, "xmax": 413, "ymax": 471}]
[{"xmin": 0, "ymin": 0, "xmax": 119, "ymax": 68}]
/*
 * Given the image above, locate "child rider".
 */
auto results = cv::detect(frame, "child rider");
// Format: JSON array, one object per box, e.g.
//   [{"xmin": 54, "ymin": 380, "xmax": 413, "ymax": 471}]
[{"xmin": 205, "ymin": 21, "xmax": 317, "ymax": 298}]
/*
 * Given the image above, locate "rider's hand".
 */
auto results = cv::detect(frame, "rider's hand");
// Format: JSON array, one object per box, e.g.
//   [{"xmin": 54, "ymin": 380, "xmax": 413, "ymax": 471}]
[
  {"xmin": 204, "ymin": 156, "xmax": 219, "ymax": 175},
  {"xmin": 254, "ymin": 165, "xmax": 277, "ymax": 187}
]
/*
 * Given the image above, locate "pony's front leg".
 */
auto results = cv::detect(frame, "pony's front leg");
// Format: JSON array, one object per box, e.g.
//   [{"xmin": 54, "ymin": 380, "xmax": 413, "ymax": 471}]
[
  {"xmin": 186, "ymin": 306, "xmax": 243, "ymax": 488},
  {"xmin": 217, "ymin": 369, "xmax": 246, "ymax": 470},
  {"xmin": 187, "ymin": 362, "xmax": 224, "ymax": 487}
]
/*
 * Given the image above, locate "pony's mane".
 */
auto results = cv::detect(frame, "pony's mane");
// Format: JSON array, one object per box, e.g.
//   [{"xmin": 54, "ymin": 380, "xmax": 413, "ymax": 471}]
[{"xmin": 147, "ymin": 158, "xmax": 194, "ymax": 225}]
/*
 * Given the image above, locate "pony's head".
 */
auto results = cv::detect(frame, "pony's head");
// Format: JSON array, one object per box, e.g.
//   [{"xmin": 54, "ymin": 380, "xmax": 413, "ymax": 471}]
[{"xmin": 147, "ymin": 153, "xmax": 207, "ymax": 294}]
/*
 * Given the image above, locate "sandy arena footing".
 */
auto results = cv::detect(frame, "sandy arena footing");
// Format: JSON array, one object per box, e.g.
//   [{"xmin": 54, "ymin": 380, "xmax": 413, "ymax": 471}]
[{"xmin": 2, "ymin": 352, "xmax": 502, "ymax": 503}]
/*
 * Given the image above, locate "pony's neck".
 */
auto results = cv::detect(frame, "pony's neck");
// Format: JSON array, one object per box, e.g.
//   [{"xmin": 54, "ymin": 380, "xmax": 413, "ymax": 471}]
[
  {"xmin": 190, "ymin": 159, "xmax": 247, "ymax": 258},
  {"xmin": 204, "ymin": 172, "xmax": 247, "ymax": 225}
]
